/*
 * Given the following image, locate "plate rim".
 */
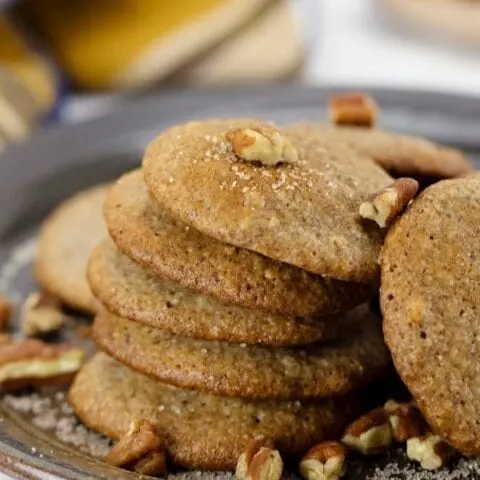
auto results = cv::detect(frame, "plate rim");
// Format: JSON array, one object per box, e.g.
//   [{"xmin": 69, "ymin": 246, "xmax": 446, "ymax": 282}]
[{"xmin": 0, "ymin": 84, "xmax": 479, "ymax": 479}]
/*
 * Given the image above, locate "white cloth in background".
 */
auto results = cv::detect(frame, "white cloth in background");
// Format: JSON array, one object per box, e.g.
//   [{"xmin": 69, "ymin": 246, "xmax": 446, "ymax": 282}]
[{"xmin": 305, "ymin": 0, "xmax": 480, "ymax": 96}]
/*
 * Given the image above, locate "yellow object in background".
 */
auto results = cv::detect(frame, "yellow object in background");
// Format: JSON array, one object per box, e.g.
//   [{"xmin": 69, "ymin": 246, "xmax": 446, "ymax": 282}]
[
  {"xmin": 18, "ymin": 0, "xmax": 275, "ymax": 90},
  {"xmin": 0, "ymin": 16, "xmax": 57, "ymax": 145},
  {"xmin": 176, "ymin": 0, "xmax": 303, "ymax": 85}
]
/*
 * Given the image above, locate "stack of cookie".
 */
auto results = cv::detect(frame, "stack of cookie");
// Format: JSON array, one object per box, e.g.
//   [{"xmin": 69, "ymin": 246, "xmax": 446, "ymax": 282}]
[{"xmin": 69, "ymin": 119, "xmax": 394, "ymax": 471}]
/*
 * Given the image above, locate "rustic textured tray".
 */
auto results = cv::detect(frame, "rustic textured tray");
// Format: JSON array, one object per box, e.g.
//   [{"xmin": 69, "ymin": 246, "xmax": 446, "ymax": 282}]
[{"xmin": 0, "ymin": 86, "xmax": 479, "ymax": 479}]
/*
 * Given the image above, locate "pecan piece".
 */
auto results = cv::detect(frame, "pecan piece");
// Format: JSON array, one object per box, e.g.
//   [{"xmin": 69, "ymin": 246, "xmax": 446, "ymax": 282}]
[
  {"xmin": 236, "ymin": 436, "xmax": 274, "ymax": 480},
  {"xmin": 20, "ymin": 292, "xmax": 64, "ymax": 337},
  {"xmin": 342, "ymin": 407, "xmax": 393, "ymax": 455},
  {"xmin": 407, "ymin": 432, "xmax": 455, "ymax": 470},
  {"xmin": 0, "ymin": 336, "xmax": 85, "ymax": 390},
  {"xmin": 300, "ymin": 441, "xmax": 347, "ymax": 480},
  {"xmin": 359, "ymin": 178, "xmax": 419, "ymax": 228},
  {"xmin": 328, "ymin": 93, "xmax": 378, "ymax": 127},
  {"xmin": 227, "ymin": 126, "xmax": 297, "ymax": 166},
  {"xmin": 106, "ymin": 418, "xmax": 167, "ymax": 476},
  {"xmin": 246, "ymin": 447, "xmax": 283, "ymax": 480},
  {"xmin": 384, "ymin": 399, "xmax": 428, "ymax": 442}
]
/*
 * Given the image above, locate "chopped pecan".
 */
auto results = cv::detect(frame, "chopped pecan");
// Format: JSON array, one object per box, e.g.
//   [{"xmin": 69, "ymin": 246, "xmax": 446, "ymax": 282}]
[
  {"xmin": 236, "ymin": 436, "xmax": 274, "ymax": 480},
  {"xmin": 384, "ymin": 399, "xmax": 428, "ymax": 442},
  {"xmin": 342, "ymin": 407, "xmax": 393, "ymax": 455},
  {"xmin": 359, "ymin": 178, "xmax": 419, "ymax": 228},
  {"xmin": 227, "ymin": 126, "xmax": 297, "ymax": 166},
  {"xmin": 246, "ymin": 447, "xmax": 283, "ymax": 480},
  {"xmin": 20, "ymin": 292, "xmax": 64, "ymax": 336},
  {"xmin": 329, "ymin": 93, "xmax": 378, "ymax": 127},
  {"xmin": 0, "ymin": 336, "xmax": 85, "ymax": 390},
  {"xmin": 407, "ymin": 432, "xmax": 455, "ymax": 470},
  {"xmin": 106, "ymin": 418, "xmax": 167, "ymax": 476}
]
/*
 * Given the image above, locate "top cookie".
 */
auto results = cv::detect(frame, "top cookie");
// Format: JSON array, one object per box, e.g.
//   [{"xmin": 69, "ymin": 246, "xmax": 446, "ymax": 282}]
[
  {"xmin": 381, "ymin": 174, "xmax": 480, "ymax": 456},
  {"xmin": 105, "ymin": 170, "xmax": 372, "ymax": 317},
  {"xmin": 143, "ymin": 119, "xmax": 393, "ymax": 282},
  {"xmin": 35, "ymin": 184, "xmax": 110, "ymax": 314},
  {"xmin": 287, "ymin": 123, "xmax": 472, "ymax": 180}
]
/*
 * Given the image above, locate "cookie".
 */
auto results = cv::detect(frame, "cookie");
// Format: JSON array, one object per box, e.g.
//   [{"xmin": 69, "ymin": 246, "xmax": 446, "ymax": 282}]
[
  {"xmin": 88, "ymin": 239, "xmax": 365, "ymax": 346},
  {"xmin": 35, "ymin": 184, "xmax": 110, "ymax": 314},
  {"xmin": 93, "ymin": 307, "xmax": 389, "ymax": 399},
  {"xmin": 178, "ymin": 0, "xmax": 303, "ymax": 85},
  {"xmin": 69, "ymin": 353, "xmax": 361, "ymax": 470},
  {"xmin": 104, "ymin": 170, "xmax": 372, "ymax": 317},
  {"xmin": 142, "ymin": 119, "xmax": 392, "ymax": 282},
  {"xmin": 287, "ymin": 123, "xmax": 472, "ymax": 181},
  {"xmin": 381, "ymin": 174, "xmax": 480, "ymax": 456}
]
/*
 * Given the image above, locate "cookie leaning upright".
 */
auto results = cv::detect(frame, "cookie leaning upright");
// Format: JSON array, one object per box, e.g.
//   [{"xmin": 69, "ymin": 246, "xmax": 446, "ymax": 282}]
[
  {"xmin": 381, "ymin": 174, "xmax": 480, "ymax": 456},
  {"xmin": 35, "ymin": 184, "xmax": 110, "ymax": 314},
  {"xmin": 143, "ymin": 119, "xmax": 393, "ymax": 282}
]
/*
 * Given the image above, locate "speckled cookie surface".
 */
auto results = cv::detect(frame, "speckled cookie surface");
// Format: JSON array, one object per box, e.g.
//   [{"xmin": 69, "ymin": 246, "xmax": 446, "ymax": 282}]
[
  {"xmin": 35, "ymin": 184, "xmax": 110, "ymax": 314},
  {"xmin": 93, "ymin": 307, "xmax": 389, "ymax": 399},
  {"xmin": 287, "ymin": 123, "xmax": 472, "ymax": 180},
  {"xmin": 88, "ymin": 239, "xmax": 364, "ymax": 346},
  {"xmin": 142, "ymin": 119, "xmax": 393, "ymax": 282},
  {"xmin": 381, "ymin": 174, "xmax": 480, "ymax": 456},
  {"xmin": 69, "ymin": 353, "xmax": 361, "ymax": 470},
  {"xmin": 104, "ymin": 170, "xmax": 372, "ymax": 316}
]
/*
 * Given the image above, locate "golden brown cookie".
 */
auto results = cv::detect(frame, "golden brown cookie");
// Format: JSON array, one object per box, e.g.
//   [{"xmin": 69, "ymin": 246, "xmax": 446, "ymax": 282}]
[
  {"xmin": 69, "ymin": 353, "xmax": 362, "ymax": 470},
  {"xmin": 35, "ymin": 184, "xmax": 110, "ymax": 314},
  {"xmin": 178, "ymin": 0, "xmax": 303, "ymax": 85},
  {"xmin": 287, "ymin": 123, "xmax": 472, "ymax": 181},
  {"xmin": 88, "ymin": 239, "xmax": 365, "ymax": 346},
  {"xmin": 142, "ymin": 119, "xmax": 393, "ymax": 282},
  {"xmin": 381, "ymin": 174, "xmax": 480, "ymax": 456},
  {"xmin": 93, "ymin": 307, "xmax": 389, "ymax": 399},
  {"xmin": 104, "ymin": 170, "xmax": 373, "ymax": 316}
]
